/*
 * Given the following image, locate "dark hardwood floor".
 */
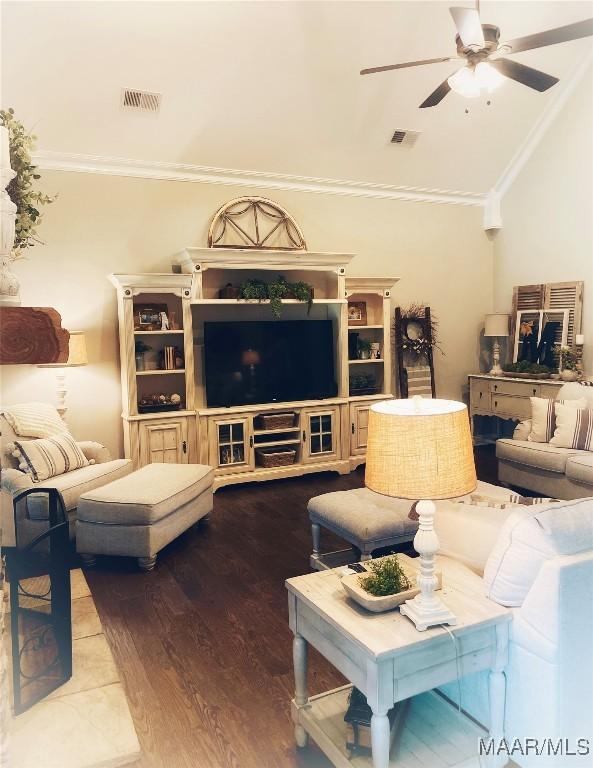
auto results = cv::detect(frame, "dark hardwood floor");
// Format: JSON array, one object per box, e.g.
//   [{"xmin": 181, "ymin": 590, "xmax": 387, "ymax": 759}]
[{"xmin": 86, "ymin": 446, "xmax": 498, "ymax": 768}]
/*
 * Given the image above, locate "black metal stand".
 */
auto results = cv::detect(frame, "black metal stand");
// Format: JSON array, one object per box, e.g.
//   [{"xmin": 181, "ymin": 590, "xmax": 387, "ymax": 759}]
[{"xmin": 5, "ymin": 488, "xmax": 72, "ymax": 715}]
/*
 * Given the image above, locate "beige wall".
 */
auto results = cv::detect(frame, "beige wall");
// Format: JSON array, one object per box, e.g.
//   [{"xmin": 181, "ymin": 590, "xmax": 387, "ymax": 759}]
[
  {"xmin": 1, "ymin": 172, "xmax": 493, "ymax": 457},
  {"xmin": 493, "ymin": 66, "xmax": 593, "ymax": 371}
]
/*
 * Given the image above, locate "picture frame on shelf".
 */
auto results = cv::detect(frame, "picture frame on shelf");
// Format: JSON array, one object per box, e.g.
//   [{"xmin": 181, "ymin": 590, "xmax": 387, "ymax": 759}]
[
  {"xmin": 348, "ymin": 301, "xmax": 367, "ymax": 326},
  {"xmin": 134, "ymin": 304, "xmax": 169, "ymax": 331}
]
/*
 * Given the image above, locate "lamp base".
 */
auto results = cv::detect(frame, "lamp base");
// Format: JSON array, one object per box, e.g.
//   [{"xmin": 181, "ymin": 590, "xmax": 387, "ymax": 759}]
[
  {"xmin": 488, "ymin": 363, "xmax": 503, "ymax": 377},
  {"xmin": 400, "ymin": 594, "xmax": 457, "ymax": 632}
]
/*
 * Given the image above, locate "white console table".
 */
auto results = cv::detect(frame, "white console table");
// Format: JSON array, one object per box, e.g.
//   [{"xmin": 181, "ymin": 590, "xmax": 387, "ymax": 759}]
[
  {"xmin": 469, "ymin": 374, "xmax": 563, "ymax": 442},
  {"xmin": 286, "ymin": 556, "xmax": 511, "ymax": 768}
]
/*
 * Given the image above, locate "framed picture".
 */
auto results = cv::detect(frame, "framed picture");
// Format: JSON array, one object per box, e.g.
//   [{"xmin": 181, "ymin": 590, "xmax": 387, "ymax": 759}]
[
  {"xmin": 134, "ymin": 304, "xmax": 169, "ymax": 331},
  {"xmin": 513, "ymin": 309, "xmax": 568, "ymax": 369},
  {"xmin": 348, "ymin": 301, "xmax": 367, "ymax": 326}
]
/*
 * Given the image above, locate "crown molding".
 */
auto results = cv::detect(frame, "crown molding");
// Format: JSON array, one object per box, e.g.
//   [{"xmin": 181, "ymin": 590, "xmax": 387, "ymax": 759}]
[
  {"xmin": 493, "ymin": 49, "xmax": 593, "ymax": 202},
  {"xmin": 32, "ymin": 151, "xmax": 485, "ymax": 207}
]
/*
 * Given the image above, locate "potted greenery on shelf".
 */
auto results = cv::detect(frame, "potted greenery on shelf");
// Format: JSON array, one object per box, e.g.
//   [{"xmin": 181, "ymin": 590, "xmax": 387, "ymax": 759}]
[
  {"xmin": 135, "ymin": 340, "xmax": 152, "ymax": 371},
  {"xmin": 357, "ymin": 338, "xmax": 372, "ymax": 360},
  {"xmin": 554, "ymin": 345, "xmax": 579, "ymax": 381},
  {"xmin": 237, "ymin": 275, "xmax": 313, "ymax": 318}
]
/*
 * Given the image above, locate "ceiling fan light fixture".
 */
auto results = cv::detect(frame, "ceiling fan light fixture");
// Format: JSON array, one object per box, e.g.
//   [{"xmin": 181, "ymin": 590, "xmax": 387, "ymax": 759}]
[
  {"xmin": 475, "ymin": 62, "xmax": 505, "ymax": 92},
  {"xmin": 447, "ymin": 66, "xmax": 480, "ymax": 98}
]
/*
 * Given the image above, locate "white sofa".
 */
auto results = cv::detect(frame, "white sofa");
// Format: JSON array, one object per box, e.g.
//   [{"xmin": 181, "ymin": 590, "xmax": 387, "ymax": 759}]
[
  {"xmin": 1, "ymin": 411, "xmax": 132, "ymax": 547},
  {"xmin": 434, "ymin": 491, "xmax": 593, "ymax": 767},
  {"xmin": 497, "ymin": 382, "xmax": 593, "ymax": 499}
]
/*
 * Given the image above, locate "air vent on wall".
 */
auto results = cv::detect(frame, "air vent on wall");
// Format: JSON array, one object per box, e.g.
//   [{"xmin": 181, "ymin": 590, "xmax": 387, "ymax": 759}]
[
  {"xmin": 121, "ymin": 88, "xmax": 162, "ymax": 113},
  {"xmin": 390, "ymin": 129, "xmax": 421, "ymax": 148}
]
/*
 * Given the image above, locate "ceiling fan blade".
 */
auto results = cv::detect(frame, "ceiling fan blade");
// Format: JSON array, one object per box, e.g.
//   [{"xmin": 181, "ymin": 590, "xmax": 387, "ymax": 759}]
[
  {"xmin": 450, "ymin": 7, "xmax": 485, "ymax": 48},
  {"xmin": 503, "ymin": 17, "xmax": 593, "ymax": 54},
  {"xmin": 419, "ymin": 78, "xmax": 453, "ymax": 108},
  {"xmin": 490, "ymin": 58, "xmax": 559, "ymax": 92},
  {"xmin": 360, "ymin": 57, "xmax": 453, "ymax": 75}
]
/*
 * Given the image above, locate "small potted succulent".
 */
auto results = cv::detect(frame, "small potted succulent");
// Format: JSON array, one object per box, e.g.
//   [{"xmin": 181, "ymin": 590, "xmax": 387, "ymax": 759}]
[
  {"xmin": 135, "ymin": 339, "xmax": 152, "ymax": 371},
  {"xmin": 555, "ymin": 345, "xmax": 579, "ymax": 381},
  {"xmin": 357, "ymin": 338, "xmax": 372, "ymax": 360}
]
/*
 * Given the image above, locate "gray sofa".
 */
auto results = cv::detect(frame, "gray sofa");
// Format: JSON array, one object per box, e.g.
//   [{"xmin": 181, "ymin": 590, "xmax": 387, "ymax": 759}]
[
  {"xmin": 1, "ymin": 411, "xmax": 132, "ymax": 547},
  {"xmin": 497, "ymin": 382, "xmax": 593, "ymax": 499}
]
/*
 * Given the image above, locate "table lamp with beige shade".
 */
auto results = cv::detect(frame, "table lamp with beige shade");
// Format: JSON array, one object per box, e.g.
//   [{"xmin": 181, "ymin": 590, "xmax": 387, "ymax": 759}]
[
  {"xmin": 38, "ymin": 331, "xmax": 88, "ymax": 415},
  {"xmin": 366, "ymin": 397, "xmax": 477, "ymax": 631},
  {"xmin": 484, "ymin": 313, "xmax": 509, "ymax": 376}
]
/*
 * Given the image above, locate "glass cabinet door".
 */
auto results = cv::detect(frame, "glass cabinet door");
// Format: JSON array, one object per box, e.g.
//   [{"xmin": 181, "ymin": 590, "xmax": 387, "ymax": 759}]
[
  {"xmin": 302, "ymin": 407, "xmax": 340, "ymax": 463},
  {"xmin": 209, "ymin": 417, "xmax": 254, "ymax": 473}
]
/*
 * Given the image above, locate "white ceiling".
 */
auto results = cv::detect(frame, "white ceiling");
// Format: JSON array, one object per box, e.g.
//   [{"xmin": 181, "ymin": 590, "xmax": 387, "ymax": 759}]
[{"xmin": 2, "ymin": 0, "xmax": 592, "ymax": 194}]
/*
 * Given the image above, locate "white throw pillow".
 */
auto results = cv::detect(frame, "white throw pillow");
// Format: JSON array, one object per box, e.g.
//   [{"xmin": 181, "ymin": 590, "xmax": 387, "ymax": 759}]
[
  {"xmin": 527, "ymin": 397, "xmax": 587, "ymax": 443},
  {"xmin": 11, "ymin": 434, "xmax": 90, "ymax": 482},
  {"xmin": 550, "ymin": 403, "xmax": 593, "ymax": 450},
  {"xmin": 483, "ymin": 497, "xmax": 593, "ymax": 606},
  {"xmin": 2, "ymin": 402, "xmax": 70, "ymax": 438}
]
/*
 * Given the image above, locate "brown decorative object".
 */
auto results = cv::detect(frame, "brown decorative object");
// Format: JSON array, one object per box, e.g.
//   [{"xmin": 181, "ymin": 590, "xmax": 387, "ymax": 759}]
[
  {"xmin": 0, "ymin": 307, "xmax": 69, "ymax": 364},
  {"xmin": 255, "ymin": 412, "xmax": 296, "ymax": 430},
  {"xmin": 218, "ymin": 283, "xmax": 238, "ymax": 299},
  {"xmin": 255, "ymin": 446, "xmax": 297, "ymax": 468},
  {"xmin": 347, "ymin": 301, "xmax": 367, "ymax": 326},
  {"xmin": 208, "ymin": 197, "xmax": 306, "ymax": 250}
]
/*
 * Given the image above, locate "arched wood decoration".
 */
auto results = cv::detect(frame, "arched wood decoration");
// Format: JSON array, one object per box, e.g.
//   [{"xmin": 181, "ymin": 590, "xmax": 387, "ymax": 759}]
[{"xmin": 208, "ymin": 197, "xmax": 306, "ymax": 250}]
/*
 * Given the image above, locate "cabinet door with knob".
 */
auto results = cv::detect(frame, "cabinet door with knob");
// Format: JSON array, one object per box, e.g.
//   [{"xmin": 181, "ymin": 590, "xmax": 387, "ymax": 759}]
[
  {"xmin": 301, "ymin": 407, "xmax": 341, "ymax": 464},
  {"xmin": 139, "ymin": 419, "xmax": 189, "ymax": 465},
  {"xmin": 208, "ymin": 416, "xmax": 254, "ymax": 474},
  {"xmin": 350, "ymin": 404, "xmax": 370, "ymax": 456}
]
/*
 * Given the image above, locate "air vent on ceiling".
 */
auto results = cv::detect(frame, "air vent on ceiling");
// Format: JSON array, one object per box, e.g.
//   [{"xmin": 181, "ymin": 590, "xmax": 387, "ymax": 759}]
[
  {"xmin": 390, "ymin": 129, "xmax": 421, "ymax": 148},
  {"xmin": 121, "ymin": 88, "xmax": 162, "ymax": 113}
]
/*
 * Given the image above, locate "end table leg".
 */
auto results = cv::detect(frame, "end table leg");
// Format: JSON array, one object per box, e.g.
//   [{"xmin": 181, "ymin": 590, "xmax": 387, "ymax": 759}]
[
  {"xmin": 311, "ymin": 523, "xmax": 321, "ymax": 566},
  {"xmin": 487, "ymin": 623, "xmax": 508, "ymax": 767},
  {"xmin": 370, "ymin": 710, "xmax": 390, "ymax": 768},
  {"xmin": 293, "ymin": 634, "xmax": 309, "ymax": 748}
]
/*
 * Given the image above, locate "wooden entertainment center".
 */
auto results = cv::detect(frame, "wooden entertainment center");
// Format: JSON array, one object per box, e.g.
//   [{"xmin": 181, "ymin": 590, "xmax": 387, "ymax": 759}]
[{"xmin": 110, "ymin": 249, "xmax": 398, "ymax": 490}]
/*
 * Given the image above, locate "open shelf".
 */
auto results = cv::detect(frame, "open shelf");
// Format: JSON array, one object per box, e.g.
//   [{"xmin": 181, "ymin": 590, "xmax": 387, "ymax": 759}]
[
  {"xmin": 349, "ymin": 359, "xmax": 384, "ymax": 365},
  {"xmin": 134, "ymin": 330, "xmax": 184, "ymax": 335},
  {"xmin": 253, "ymin": 438, "xmax": 301, "ymax": 449},
  {"xmin": 253, "ymin": 426, "xmax": 300, "ymax": 435},
  {"xmin": 193, "ymin": 298, "xmax": 346, "ymax": 305},
  {"xmin": 136, "ymin": 369, "xmax": 186, "ymax": 376},
  {"xmin": 348, "ymin": 325, "xmax": 383, "ymax": 330}
]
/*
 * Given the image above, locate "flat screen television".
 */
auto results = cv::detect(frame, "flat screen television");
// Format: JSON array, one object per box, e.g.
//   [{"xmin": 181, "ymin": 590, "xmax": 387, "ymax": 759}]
[{"xmin": 204, "ymin": 320, "xmax": 337, "ymax": 408}]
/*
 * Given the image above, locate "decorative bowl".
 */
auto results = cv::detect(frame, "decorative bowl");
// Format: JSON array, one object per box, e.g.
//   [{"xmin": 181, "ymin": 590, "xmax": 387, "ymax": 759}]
[{"xmin": 341, "ymin": 573, "xmax": 419, "ymax": 612}]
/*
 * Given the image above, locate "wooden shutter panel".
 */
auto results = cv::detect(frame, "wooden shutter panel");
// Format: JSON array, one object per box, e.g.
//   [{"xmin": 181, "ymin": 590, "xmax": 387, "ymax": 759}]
[{"xmin": 544, "ymin": 281, "xmax": 583, "ymax": 347}]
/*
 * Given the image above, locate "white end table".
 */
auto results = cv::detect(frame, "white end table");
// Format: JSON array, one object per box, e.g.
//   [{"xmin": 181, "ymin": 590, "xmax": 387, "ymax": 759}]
[{"xmin": 286, "ymin": 555, "xmax": 510, "ymax": 768}]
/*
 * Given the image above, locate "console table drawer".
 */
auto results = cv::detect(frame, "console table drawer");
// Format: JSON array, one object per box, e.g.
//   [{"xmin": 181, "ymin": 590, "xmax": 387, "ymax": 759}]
[
  {"xmin": 489, "ymin": 380, "xmax": 540, "ymax": 398},
  {"xmin": 470, "ymin": 380, "xmax": 490, "ymax": 410},
  {"xmin": 491, "ymin": 394, "xmax": 531, "ymax": 419}
]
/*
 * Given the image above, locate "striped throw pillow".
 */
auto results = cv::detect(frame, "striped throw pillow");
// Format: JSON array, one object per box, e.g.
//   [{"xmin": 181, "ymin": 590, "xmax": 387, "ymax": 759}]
[
  {"xmin": 527, "ymin": 397, "xmax": 587, "ymax": 443},
  {"xmin": 2, "ymin": 402, "xmax": 70, "ymax": 438},
  {"xmin": 550, "ymin": 403, "xmax": 593, "ymax": 451},
  {"xmin": 13, "ymin": 434, "xmax": 89, "ymax": 482}
]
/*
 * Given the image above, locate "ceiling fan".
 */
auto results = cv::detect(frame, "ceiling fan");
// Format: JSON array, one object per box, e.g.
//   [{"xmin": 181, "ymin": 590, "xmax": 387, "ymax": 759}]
[{"xmin": 360, "ymin": 2, "xmax": 593, "ymax": 107}]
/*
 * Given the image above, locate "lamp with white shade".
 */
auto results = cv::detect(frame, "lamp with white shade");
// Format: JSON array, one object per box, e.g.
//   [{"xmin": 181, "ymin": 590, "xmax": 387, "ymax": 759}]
[
  {"xmin": 365, "ymin": 397, "xmax": 477, "ymax": 631},
  {"xmin": 484, "ymin": 313, "xmax": 509, "ymax": 376},
  {"xmin": 38, "ymin": 331, "xmax": 88, "ymax": 415}
]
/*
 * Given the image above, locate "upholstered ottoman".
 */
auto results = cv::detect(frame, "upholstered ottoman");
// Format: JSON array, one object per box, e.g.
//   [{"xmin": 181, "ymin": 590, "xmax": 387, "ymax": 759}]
[
  {"xmin": 308, "ymin": 487, "xmax": 418, "ymax": 570},
  {"xmin": 76, "ymin": 462, "xmax": 214, "ymax": 571}
]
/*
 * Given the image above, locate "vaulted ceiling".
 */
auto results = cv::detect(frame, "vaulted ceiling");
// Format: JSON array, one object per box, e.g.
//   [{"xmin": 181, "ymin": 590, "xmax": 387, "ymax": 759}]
[{"xmin": 2, "ymin": 0, "xmax": 592, "ymax": 194}]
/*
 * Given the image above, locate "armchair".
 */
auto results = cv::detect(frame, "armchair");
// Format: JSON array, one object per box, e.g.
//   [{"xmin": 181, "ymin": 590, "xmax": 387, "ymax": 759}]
[
  {"xmin": 435, "ymin": 494, "xmax": 593, "ymax": 767},
  {"xmin": 1, "ymin": 411, "xmax": 132, "ymax": 547}
]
